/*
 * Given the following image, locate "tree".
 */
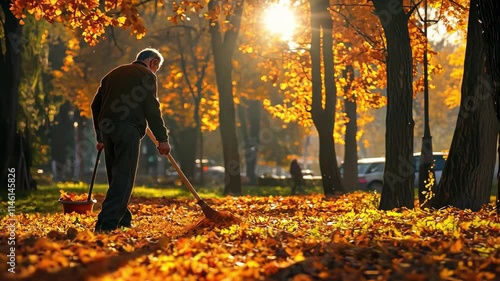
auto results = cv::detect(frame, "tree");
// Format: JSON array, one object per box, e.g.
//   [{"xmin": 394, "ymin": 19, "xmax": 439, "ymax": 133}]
[
  {"xmin": 207, "ymin": 0, "xmax": 244, "ymax": 195},
  {"xmin": 156, "ymin": 20, "xmax": 217, "ymax": 180},
  {"xmin": 251, "ymin": 1, "xmax": 387, "ymax": 194},
  {"xmin": 477, "ymin": 0, "xmax": 500, "ymax": 213},
  {"xmin": 0, "ymin": 1, "xmax": 36, "ymax": 190},
  {"xmin": 342, "ymin": 65, "xmax": 358, "ymax": 192},
  {"xmin": 371, "ymin": 0, "xmax": 415, "ymax": 210},
  {"xmin": 1, "ymin": 2, "xmax": 23, "ymax": 190},
  {"xmin": 237, "ymin": 99, "xmax": 261, "ymax": 185},
  {"xmin": 431, "ymin": 0, "xmax": 498, "ymax": 211},
  {"xmin": 309, "ymin": 0, "xmax": 344, "ymax": 195}
]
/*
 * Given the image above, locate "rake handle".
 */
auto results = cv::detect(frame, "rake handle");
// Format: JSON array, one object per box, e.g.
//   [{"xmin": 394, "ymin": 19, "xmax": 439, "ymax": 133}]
[
  {"xmin": 146, "ymin": 128, "xmax": 202, "ymax": 202},
  {"xmin": 87, "ymin": 148, "xmax": 102, "ymax": 201},
  {"xmin": 165, "ymin": 153, "xmax": 203, "ymax": 202}
]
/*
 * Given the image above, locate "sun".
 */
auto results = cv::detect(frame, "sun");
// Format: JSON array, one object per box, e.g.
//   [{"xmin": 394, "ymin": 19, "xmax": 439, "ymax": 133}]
[{"xmin": 263, "ymin": 1, "xmax": 297, "ymax": 41}]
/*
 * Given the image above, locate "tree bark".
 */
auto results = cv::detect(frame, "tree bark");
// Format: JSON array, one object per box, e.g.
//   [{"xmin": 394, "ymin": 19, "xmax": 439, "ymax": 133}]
[
  {"xmin": 0, "ymin": 2, "xmax": 22, "ymax": 189},
  {"xmin": 238, "ymin": 100, "xmax": 261, "ymax": 185},
  {"xmin": 174, "ymin": 128, "xmax": 198, "ymax": 179},
  {"xmin": 208, "ymin": 0, "xmax": 243, "ymax": 195},
  {"xmin": 432, "ymin": 0, "xmax": 498, "ymax": 211},
  {"xmin": 310, "ymin": 0, "xmax": 344, "ymax": 196},
  {"xmin": 164, "ymin": 115, "xmax": 198, "ymax": 180},
  {"xmin": 372, "ymin": 0, "xmax": 415, "ymax": 210},
  {"xmin": 477, "ymin": 0, "xmax": 500, "ymax": 213},
  {"xmin": 343, "ymin": 65, "xmax": 358, "ymax": 192}
]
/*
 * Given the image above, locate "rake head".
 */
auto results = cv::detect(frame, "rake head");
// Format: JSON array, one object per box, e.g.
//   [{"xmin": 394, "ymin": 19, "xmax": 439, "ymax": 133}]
[{"xmin": 195, "ymin": 200, "xmax": 241, "ymax": 228}]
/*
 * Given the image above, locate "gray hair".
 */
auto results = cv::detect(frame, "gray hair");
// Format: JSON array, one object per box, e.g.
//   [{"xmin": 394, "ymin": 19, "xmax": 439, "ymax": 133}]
[{"xmin": 136, "ymin": 48, "xmax": 164, "ymax": 66}]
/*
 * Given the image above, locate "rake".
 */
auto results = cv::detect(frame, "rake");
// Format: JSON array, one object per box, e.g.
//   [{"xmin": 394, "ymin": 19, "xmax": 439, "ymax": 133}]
[{"xmin": 147, "ymin": 129, "xmax": 240, "ymax": 225}]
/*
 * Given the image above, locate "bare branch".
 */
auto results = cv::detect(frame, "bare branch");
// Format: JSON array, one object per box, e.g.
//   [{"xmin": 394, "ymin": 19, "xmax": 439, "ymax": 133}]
[
  {"xmin": 109, "ymin": 26, "xmax": 124, "ymax": 57},
  {"xmin": 406, "ymin": 0, "xmax": 423, "ymax": 19},
  {"xmin": 448, "ymin": 0, "xmax": 468, "ymax": 11}
]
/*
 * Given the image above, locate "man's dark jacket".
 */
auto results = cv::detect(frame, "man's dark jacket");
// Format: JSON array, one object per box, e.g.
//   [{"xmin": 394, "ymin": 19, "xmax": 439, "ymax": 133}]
[{"xmin": 91, "ymin": 61, "xmax": 168, "ymax": 143}]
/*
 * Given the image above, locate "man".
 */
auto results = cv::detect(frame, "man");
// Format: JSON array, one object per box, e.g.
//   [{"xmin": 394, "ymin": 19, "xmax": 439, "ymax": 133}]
[{"xmin": 91, "ymin": 48, "xmax": 171, "ymax": 233}]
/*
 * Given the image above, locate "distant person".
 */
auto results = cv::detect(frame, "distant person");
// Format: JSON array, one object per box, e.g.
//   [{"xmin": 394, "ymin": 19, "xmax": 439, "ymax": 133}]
[
  {"xmin": 91, "ymin": 48, "xmax": 171, "ymax": 233},
  {"xmin": 290, "ymin": 159, "xmax": 304, "ymax": 195}
]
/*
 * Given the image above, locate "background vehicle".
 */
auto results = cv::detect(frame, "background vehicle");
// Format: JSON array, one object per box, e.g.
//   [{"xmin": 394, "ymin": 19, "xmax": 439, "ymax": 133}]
[
  {"xmin": 356, "ymin": 157, "xmax": 385, "ymax": 191},
  {"xmin": 258, "ymin": 169, "xmax": 321, "ymax": 187},
  {"xmin": 341, "ymin": 152, "xmax": 448, "ymax": 192}
]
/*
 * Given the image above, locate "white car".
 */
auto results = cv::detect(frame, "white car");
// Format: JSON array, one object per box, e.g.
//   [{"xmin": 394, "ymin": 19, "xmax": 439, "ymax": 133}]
[{"xmin": 342, "ymin": 152, "xmax": 448, "ymax": 191}]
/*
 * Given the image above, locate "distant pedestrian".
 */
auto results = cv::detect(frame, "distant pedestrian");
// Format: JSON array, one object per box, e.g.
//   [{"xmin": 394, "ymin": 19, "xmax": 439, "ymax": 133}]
[{"xmin": 290, "ymin": 159, "xmax": 304, "ymax": 195}]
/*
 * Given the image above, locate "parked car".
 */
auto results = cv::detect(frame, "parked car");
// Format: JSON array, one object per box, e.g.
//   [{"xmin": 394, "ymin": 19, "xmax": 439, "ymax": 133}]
[
  {"xmin": 357, "ymin": 157, "xmax": 386, "ymax": 191},
  {"xmin": 203, "ymin": 166, "xmax": 226, "ymax": 185},
  {"xmin": 258, "ymin": 169, "xmax": 322, "ymax": 187},
  {"xmin": 341, "ymin": 152, "xmax": 448, "ymax": 191}
]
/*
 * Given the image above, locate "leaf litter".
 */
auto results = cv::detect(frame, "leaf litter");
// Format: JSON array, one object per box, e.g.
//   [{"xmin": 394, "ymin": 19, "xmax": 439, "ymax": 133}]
[{"xmin": 0, "ymin": 191, "xmax": 499, "ymax": 280}]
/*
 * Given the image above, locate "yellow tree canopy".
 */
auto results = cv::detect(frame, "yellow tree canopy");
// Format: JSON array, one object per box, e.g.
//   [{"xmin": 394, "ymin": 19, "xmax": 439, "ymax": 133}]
[
  {"xmin": 48, "ymin": 2, "xmax": 220, "ymax": 133},
  {"xmin": 11, "ymin": 0, "xmax": 148, "ymax": 45}
]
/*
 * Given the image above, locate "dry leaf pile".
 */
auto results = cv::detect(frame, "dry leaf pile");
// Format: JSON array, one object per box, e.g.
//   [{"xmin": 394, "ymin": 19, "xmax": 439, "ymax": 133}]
[
  {"xmin": 59, "ymin": 190, "xmax": 94, "ymax": 202},
  {"xmin": 1, "ymin": 192, "xmax": 499, "ymax": 281}
]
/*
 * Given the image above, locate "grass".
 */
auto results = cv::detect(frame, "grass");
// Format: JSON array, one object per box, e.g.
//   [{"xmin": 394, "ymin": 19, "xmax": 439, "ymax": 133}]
[
  {"xmin": 0, "ymin": 182, "xmax": 324, "ymax": 216},
  {"xmin": 1, "ymin": 181, "xmax": 495, "ymax": 216}
]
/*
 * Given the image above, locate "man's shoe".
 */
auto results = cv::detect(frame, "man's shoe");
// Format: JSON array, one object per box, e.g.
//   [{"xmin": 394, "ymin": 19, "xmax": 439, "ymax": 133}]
[
  {"xmin": 94, "ymin": 228, "xmax": 115, "ymax": 234},
  {"xmin": 119, "ymin": 223, "xmax": 135, "ymax": 228}
]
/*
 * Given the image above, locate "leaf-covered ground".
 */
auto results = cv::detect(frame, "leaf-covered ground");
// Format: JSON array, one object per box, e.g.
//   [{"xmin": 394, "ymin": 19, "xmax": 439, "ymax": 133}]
[{"xmin": 1, "ymin": 192, "xmax": 499, "ymax": 281}]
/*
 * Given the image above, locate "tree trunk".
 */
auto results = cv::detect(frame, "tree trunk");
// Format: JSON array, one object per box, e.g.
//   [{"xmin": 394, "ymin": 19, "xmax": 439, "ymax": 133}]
[
  {"xmin": 343, "ymin": 65, "xmax": 358, "ymax": 192},
  {"xmin": 0, "ymin": 3, "xmax": 22, "ymax": 189},
  {"xmin": 309, "ymin": 0, "xmax": 344, "ymax": 196},
  {"xmin": 50, "ymin": 102, "xmax": 75, "ymax": 182},
  {"xmin": 165, "ymin": 118, "xmax": 198, "ymax": 180},
  {"xmin": 477, "ymin": 0, "xmax": 500, "ymax": 213},
  {"xmin": 372, "ymin": 0, "xmax": 415, "ymax": 210},
  {"xmin": 175, "ymin": 127, "xmax": 198, "ymax": 179},
  {"xmin": 208, "ymin": 0, "xmax": 243, "ymax": 195},
  {"xmin": 238, "ymin": 100, "xmax": 261, "ymax": 185},
  {"xmin": 432, "ymin": 0, "xmax": 498, "ymax": 211}
]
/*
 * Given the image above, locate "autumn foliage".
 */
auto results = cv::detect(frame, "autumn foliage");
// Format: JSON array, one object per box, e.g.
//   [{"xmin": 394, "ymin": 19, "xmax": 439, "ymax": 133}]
[
  {"xmin": 10, "ymin": 0, "xmax": 146, "ymax": 45},
  {"xmin": 59, "ymin": 190, "xmax": 93, "ymax": 202},
  {"xmin": 1, "ymin": 192, "xmax": 499, "ymax": 280}
]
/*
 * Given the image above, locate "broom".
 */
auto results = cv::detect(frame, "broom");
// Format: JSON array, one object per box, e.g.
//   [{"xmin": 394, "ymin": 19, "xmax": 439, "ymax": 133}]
[{"xmin": 146, "ymin": 128, "xmax": 240, "ymax": 226}]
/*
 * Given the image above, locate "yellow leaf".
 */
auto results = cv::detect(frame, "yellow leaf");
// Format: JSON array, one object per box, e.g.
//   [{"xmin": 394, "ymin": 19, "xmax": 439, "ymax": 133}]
[
  {"xmin": 459, "ymin": 221, "xmax": 472, "ymax": 230},
  {"xmin": 440, "ymin": 268, "xmax": 454, "ymax": 279},
  {"xmin": 293, "ymin": 252, "xmax": 305, "ymax": 262},
  {"xmin": 117, "ymin": 16, "xmax": 127, "ymax": 25},
  {"xmin": 247, "ymin": 260, "xmax": 260, "ymax": 268}
]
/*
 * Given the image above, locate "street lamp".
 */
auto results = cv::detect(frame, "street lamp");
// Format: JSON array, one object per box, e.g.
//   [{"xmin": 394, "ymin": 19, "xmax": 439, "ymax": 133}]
[
  {"xmin": 418, "ymin": 0, "xmax": 437, "ymax": 208},
  {"xmin": 73, "ymin": 121, "xmax": 80, "ymax": 182}
]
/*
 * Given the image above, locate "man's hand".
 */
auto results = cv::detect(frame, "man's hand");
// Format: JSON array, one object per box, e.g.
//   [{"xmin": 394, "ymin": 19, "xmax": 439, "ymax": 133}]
[
  {"xmin": 157, "ymin": 141, "xmax": 171, "ymax": 155},
  {"xmin": 96, "ymin": 142, "xmax": 104, "ymax": 151}
]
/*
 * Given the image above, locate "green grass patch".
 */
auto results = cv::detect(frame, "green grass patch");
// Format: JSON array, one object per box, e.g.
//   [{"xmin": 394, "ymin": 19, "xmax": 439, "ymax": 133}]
[
  {"xmin": 1, "ymin": 181, "xmax": 494, "ymax": 216},
  {"xmin": 0, "ymin": 182, "xmax": 323, "ymax": 216}
]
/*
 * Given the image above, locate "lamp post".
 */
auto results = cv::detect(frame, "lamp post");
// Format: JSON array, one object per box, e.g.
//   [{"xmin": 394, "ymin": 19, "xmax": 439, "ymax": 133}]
[
  {"xmin": 73, "ymin": 121, "xmax": 80, "ymax": 182},
  {"xmin": 418, "ymin": 0, "xmax": 436, "ymax": 209}
]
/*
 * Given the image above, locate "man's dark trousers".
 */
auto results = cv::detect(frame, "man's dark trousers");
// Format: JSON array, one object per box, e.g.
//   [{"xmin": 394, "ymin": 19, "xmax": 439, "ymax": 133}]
[{"xmin": 95, "ymin": 122, "xmax": 141, "ymax": 232}]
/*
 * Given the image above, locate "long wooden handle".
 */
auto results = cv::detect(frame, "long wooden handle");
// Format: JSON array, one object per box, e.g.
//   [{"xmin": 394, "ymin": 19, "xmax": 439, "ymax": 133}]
[
  {"xmin": 146, "ymin": 128, "xmax": 202, "ymax": 202},
  {"xmin": 165, "ymin": 154, "xmax": 203, "ymax": 202},
  {"xmin": 87, "ymin": 148, "xmax": 102, "ymax": 201}
]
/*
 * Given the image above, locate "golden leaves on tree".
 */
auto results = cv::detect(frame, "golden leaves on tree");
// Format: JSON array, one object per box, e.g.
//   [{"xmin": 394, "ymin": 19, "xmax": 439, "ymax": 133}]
[{"xmin": 10, "ymin": 0, "xmax": 147, "ymax": 45}]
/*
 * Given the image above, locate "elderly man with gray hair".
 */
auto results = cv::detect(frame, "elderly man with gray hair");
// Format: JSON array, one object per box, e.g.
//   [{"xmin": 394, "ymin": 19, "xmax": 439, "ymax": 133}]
[{"xmin": 91, "ymin": 48, "xmax": 171, "ymax": 233}]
